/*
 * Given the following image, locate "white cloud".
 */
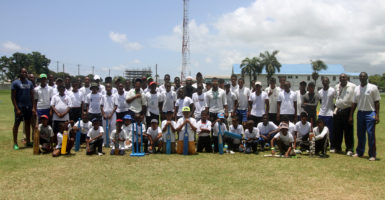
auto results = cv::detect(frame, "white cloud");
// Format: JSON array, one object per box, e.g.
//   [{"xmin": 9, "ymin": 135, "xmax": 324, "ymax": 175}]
[
  {"xmin": 109, "ymin": 31, "xmax": 143, "ymax": 51},
  {"xmin": 154, "ymin": 0, "xmax": 385, "ymax": 75},
  {"xmin": 1, "ymin": 41, "xmax": 29, "ymax": 53}
]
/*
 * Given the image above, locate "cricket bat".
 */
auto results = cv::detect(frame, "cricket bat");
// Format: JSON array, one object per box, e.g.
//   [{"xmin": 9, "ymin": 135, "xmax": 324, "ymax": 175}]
[
  {"xmin": 310, "ymin": 118, "xmax": 315, "ymax": 156},
  {"xmin": 61, "ymin": 130, "xmax": 68, "ymax": 155},
  {"xmin": 75, "ymin": 118, "xmax": 81, "ymax": 152},
  {"xmin": 218, "ymin": 122, "xmax": 224, "ymax": 154},
  {"xmin": 183, "ymin": 124, "xmax": 189, "ymax": 155},
  {"xmin": 114, "ymin": 130, "xmax": 120, "ymax": 155},
  {"xmin": 140, "ymin": 122, "xmax": 144, "ymax": 153},
  {"xmin": 105, "ymin": 119, "xmax": 109, "ymax": 147},
  {"xmin": 166, "ymin": 124, "xmax": 171, "ymax": 154},
  {"xmin": 33, "ymin": 126, "xmax": 40, "ymax": 155}
]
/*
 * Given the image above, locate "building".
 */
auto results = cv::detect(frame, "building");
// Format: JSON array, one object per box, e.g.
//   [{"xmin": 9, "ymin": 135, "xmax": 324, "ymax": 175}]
[
  {"xmin": 204, "ymin": 75, "xmax": 231, "ymax": 83},
  {"xmin": 124, "ymin": 68, "xmax": 152, "ymax": 81},
  {"xmin": 232, "ymin": 64, "xmax": 360, "ymax": 90}
]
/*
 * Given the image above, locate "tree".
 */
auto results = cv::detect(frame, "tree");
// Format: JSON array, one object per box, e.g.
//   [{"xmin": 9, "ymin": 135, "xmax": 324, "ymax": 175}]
[
  {"xmin": 311, "ymin": 60, "xmax": 327, "ymax": 86},
  {"xmin": 260, "ymin": 50, "xmax": 281, "ymax": 85},
  {"xmin": 240, "ymin": 56, "xmax": 260, "ymax": 86}
]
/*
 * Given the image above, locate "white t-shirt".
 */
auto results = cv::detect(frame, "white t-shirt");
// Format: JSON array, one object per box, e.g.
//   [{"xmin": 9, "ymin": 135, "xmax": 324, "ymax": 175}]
[
  {"xmin": 122, "ymin": 124, "xmax": 132, "ymax": 141},
  {"xmin": 294, "ymin": 121, "xmax": 311, "ymax": 140},
  {"xmin": 98, "ymin": 85, "xmax": 106, "ymax": 95},
  {"xmin": 205, "ymin": 88, "xmax": 227, "ymax": 113},
  {"xmin": 226, "ymin": 91, "xmax": 237, "ymax": 113},
  {"xmin": 229, "ymin": 124, "xmax": 244, "ymax": 137},
  {"xmin": 318, "ymin": 87, "xmax": 336, "ymax": 116},
  {"xmin": 296, "ymin": 90, "xmax": 307, "ymax": 116},
  {"xmin": 50, "ymin": 94, "xmax": 70, "ymax": 121},
  {"xmin": 265, "ymin": 86, "xmax": 281, "ymax": 114},
  {"xmin": 162, "ymin": 91, "xmax": 177, "ymax": 113},
  {"xmin": 230, "ymin": 84, "xmax": 239, "ymax": 94},
  {"xmin": 159, "ymin": 84, "xmax": 175, "ymax": 93},
  {"xmin": 161, "ymin": 120, "xmax": 177, "ymax": 142},
  {"xmin": 114, "ymin": 92, "xmax": 129, "ymax": 113},
  {"xmin": 101, "ymin": 94, "xmax": 116, "ymax": 113},
  {"xmin": 278, "ymin": 90, "xmax": 297, "ymax": 115},
  {"xmin": 110, "ymin": 129, "xmax": 127, "ymax": 150},
  {"xmin": 74, "ymin": 120, "xmax": 92, "ymax": 135},
  {"xmin": 145, "ymin": 92, "xmax": 163, "ymax": 115},
  {"xmin": 87, "ymin": 126, "xmax": 104, "ymax": 140},
  {"xmin": 249, "ymin": 91, "xmax": 269, "ymax": 117},
  {"xmin": 196, "ymin": 120, "xmax": 212, "ymax": 137},
  {"xmin": 146, "ymin": 127, "xmax": 162, "ymax": 140},
  {"xmin": 85, "ymin": 93, "xmax": 102, "ymax": 114},
  {"xmin": 68, "ymin": 90, "xmax": 83, "ymax": 108},
  {"xmin": 313, "ymin": 126, "xmax": 329, "ymax": 141},
  {"xmin": 34, "ymin": 85, "xmax": 53, "ymax": 109},
  {"xmin": 176, "ymin": 117, "xmax": 196, "ymax": 141},
  {"xmin": 79, "ymin": 86, "xmax": 91, "ymax": 98},
  {"xmin": 192, "ymin": 92, "xmax": 206, "ymax": 118},
  {"xmin": 212, "ymin": 121, "xmax": 228, "ymax": 137},
  {"xmin": 126, "ymin": 89, "xmax": 147, "ymax": 113},
  {"xmin": 244, "ymin": 127, "xmax": 260, "ymax": 139},
  {"xmin": 192, "ymin": 83, "xmax": 206, "ymax": 90},
  {"xmin": 236, "ymin": 86, "xmax": 251, "ymax": 110},
  {"xmin": 335, "ymin": 82, "xmax": 356, "ymax": 109},
  {"xmin": 274, "ymin": 132, "xmax": 294, "ymax": 146},
  {"xmin": 353, "ymin": 83, "xmax": 381, "ymax": 112},
  {"xmin": 257, "ymin": 122, "xmax": 278, "ymax": 136},
  {"xmin": 175, "ymin": 97, "xmax": 193, "ymax": 117}
]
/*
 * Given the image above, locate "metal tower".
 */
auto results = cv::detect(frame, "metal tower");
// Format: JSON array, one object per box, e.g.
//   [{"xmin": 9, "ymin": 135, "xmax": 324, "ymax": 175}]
[{"xmin": 181, "ymin": 0, "xmax": 190, "ymax": 81}]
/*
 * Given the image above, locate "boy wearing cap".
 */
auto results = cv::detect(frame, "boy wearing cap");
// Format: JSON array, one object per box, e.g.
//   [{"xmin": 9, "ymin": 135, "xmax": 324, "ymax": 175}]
[
  {"xmin": 212, "ymin": 113, "xmax": 228, "ymax": 153},
  {"xmin": 34, "ymin": 74, "xmax": 53, "ymax": 121},
  {"xmin": 68, "ymin": 80, "xmax": 84, "ymax": 122},
  {"xmin": 248, "ymin": 81, "xmax": 269, "ymax": 126},
  {"xmin": 101, "ymin": 83, "xmax": 117, "ymax": 145},
  {"xmin": 52, "ymin": 122, "xmax": 75, "ymax": 157},
  {"xmin": 73, "ymin": 112, "xmax": 92, "ymax": 144},
  {"xmin": 196, "ymin": 110, "xmax": 212, "ymax": 153},
  {"xmin": 86, "ymin": 119, "xmax": 104, "ymax": 156},
  {"xmin": 176, "ymin": 106, "xmax": 197, "ymax": 155},
  {"xmin": 145, "ymin": 81, "xmax": 163, "ymax": 128},
  {"xmin": 38, "ymin": 115, "xmax": 54, "ymax": 153},
  {"xmin": 122, "ymin": 114, "xmax": 133, "ymax": 150},
  {"xmin": 271, "ymin": 122, "xmax": 295, "ymax": 157},
  {"xmin": 257, "ymin": 114, "xmax": 278, "ymax": 151},
  {"xmin": 110, "ymin": 119, "xmax": 126, "ymax": 155},
  {"xmin": 244, "ymin": 120, "xmax": 260, "ymax": 153},
  {"xmin": 50, "ymin": 85, "xmax": 71, "ymax": 137},
  {"xmin": 146, "ymin": 119, "xmax": 163, "ymax": 153},
  {"xmin": 161, "ymin": 111, "xmax": 177, "ymax": 153},
  {"xmin": 174, "ymin": 89, "xmax": 193, "ymax": 121},
  {"xmin": 85, "ymin": 82, "xmax": 103, "ymax": 122}
]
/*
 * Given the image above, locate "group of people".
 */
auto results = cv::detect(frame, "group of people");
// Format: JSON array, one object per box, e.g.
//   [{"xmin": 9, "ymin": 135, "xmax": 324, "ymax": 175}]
[{"xmin": 11, "ymin": 68, "xmax": 380, "ymax": 161}]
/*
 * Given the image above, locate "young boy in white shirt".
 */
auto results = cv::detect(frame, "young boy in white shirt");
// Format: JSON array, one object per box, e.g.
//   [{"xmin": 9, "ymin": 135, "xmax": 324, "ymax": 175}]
[
  {"xmin": 228, "ymin": 116, "xmax": 244, "ymax": 153},
  {"xmin": 86, "ymin": 118, "xmax": 104, "ymax": 156},
  {"xmin": 257, "ymin": 114, "xmax": 278, "ymax": 151},
  {"xmin": 38, "ymin": 115, "xmax": 54, "ymax": 153},
  {"xmin": 73, "ymin": 112, "xmax": 92, "ymax": 145},
  {"xmin": 196, "ymin": 110, "xmax": 212, "ymax": 153},
  {"xmin": 311, "ymin": 118, "xmax": 329, "ymax": 156},
  {"xmin": 176, "ymin": 106, "xmax": 197, "ymax": 155},
  {"xmin": 244, "ymin": 120, "xmax": 260, "ymax": 153},
  {"xmin": 294, "ymin": 112, "xmax": 311, "ymax": 151},
  {"xmin": 145, "ymin": 82, "xmax": 163, "ymax": 128},
  {"xmin": 110, "ymin": 119, "xmax": 126, "ymax": 155},
  {"xmin": 212, "ymin": 113, "xmax": 228, "ymax": 153},
  {"xmin": 161, "ymin": 111, "xmax": 177, "ymax": 153},
  {"xmin": 146, "ymin": 119, "xmax": 163, "ymax": 153},
  {"xmin": 271, "ymin": 122, "xmax": 295, "ymax": 157}
]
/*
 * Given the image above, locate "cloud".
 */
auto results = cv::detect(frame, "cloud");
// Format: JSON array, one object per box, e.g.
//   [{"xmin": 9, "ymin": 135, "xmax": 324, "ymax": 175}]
[
  {"xmin": 109, "ymin": 31, "xmax": 143, "ymax": 51},
  {"xmin": 154, "ymin": 0, "xmax": 385, "ymax": 75},
  {"xmin": 1, "ymin": 41, "xmax": 29, "ymax": 53}
]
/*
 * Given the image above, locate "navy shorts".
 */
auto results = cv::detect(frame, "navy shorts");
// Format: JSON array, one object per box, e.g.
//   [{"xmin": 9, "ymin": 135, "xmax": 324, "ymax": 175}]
[{"xmin": 14, "ymin": 106, "xmax": 32, "ymax": 123}]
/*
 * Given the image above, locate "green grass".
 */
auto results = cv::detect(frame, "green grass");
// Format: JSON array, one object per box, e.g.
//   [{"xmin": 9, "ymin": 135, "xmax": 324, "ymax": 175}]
[{"xmin": 0, "ymin": 90, "xmax": 385, "ymax": 199}]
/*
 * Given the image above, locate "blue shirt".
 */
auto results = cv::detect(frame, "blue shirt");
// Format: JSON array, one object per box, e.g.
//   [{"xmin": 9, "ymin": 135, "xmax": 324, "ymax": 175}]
[{"xmin": 11, "ymin": 79, "xmax": 34, "ymax": 108}]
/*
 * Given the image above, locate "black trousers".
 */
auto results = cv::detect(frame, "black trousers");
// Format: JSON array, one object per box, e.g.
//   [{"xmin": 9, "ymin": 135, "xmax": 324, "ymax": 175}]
[
  {"xmin": 268, "ymin": 113, "xmax": 278, "ymax": 125},
  {"xmin": 116, "ymin": 111, "xmax": 129, "ymax": 121},
  {"xmin": 209, "ymin": 112, "xmax": 219, "ymax": 123},
  {"xmin": 333, "ymin": 107, "xmax": 354, "ymax": 152},
  {"xmin": 197, "ymin": 136, "xmax": 212, "ymax": 153},
  {"xmin": 280, "ymin": 114, "xmax": 295, "ymax": 123},
  {"xmin": 87, "ymin": 138, "xmax": 103, "ymax": 155},
  {"xmin": 248, "ymin": 115, "xmax": 262, "ymax": 127},
  {"xmin": 69, "ymin": 107, "xmax": 82, "ymax": 122},
  {"xmin": 225, "ymin": 136, "xmax": 240, "ymax": 151}
]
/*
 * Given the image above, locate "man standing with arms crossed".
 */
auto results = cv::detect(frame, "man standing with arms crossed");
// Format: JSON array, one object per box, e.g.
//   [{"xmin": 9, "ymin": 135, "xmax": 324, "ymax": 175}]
[{"xmin": 349, "ymin": 72, "xmax": 380, "ymax": 161}]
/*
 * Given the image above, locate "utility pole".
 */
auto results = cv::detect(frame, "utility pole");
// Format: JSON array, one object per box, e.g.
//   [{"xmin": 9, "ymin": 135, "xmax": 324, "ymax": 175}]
[
  {"xmin": 92, "ymin": 66, "xmax": 95, "ymax": 75},
  {"xmin": 62, "ymin": 64, "xmax": 65, "ymax": 73},
  {"xmin": 155, "ymin": 64, "xmax": 158, "ymax": 83},
  {"xmin": 56, "ymin": 61, "xmax": 59, "ymax": 73},
  {"xmin": 108, "ymin": 68, "xmax": 110, "ymax": 77},
  {"xmin": 78, "ymin": 64, "xmax": 80, "ymax": 75}
]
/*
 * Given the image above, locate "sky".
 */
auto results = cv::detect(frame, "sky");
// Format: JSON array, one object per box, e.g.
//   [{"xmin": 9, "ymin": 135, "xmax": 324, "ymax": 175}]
[{"xmin": 1, "ymin": 0, "xmax": 385, "ymax": 80}]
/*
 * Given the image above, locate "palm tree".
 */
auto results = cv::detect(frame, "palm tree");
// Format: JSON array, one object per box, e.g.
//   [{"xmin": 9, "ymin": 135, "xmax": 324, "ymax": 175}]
[
  {"xmin": 311, "ymin": 59, "xmax": 327, "ymax": 86},
  {"xmin": 240, "ymin": 57, "xmax": 261, "ymax": 87},
  {"xmin": 260, "ymin": 50, "xmax": 281, "ymax": 85}
]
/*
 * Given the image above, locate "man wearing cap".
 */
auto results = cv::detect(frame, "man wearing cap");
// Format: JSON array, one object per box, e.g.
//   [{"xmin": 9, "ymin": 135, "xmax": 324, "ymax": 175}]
[
  {"xmin": 176, "ymin": 106, "xmax": 197, "ymax": 155},
  {"xmin": 50, "ymin": 85, "xmax": 71, "ymax": 136},
  {"xmin": 145, "ymin": 81, "xmax": 163, "ymax": 127},
  {"xmin": 34, "ymin": 74, "xmax": 53, "ymax": 122},
  {"xmin": 271, "ymin": 122, "xmax": 295, "ymax": 157},
  {"xmin": 296, "ymin": 81, "xmax": 307, "ymax": 122},
  {"xmin": 234, "ymin": 77, "xmax": 250, "ymax": 126},
  {"xmin": 277, "ymin": 81, "xmax": 297, "ymax": 123},
  {"xmin": 11, "ymin": 68, "xmax": 35, "ymax": 149},
  {"xmin": 183, "ymin": 76, "xmax": 197, "ymax": 98},
  {"xmin": 349, "ymin": 72, "xmax": 380, "ymax": 161},
  {"xmin": 93, "ymin": 75, "xmax": 105, "ymax": 95},
  {"xmin": 126, "ymin": 78, "xmax": 147, "ymax": 118},
  {"xmin": 264, "ymin": 77, "xmax": 280, "ymax": 125},
  {"xmin": 205, "ymin": 77, "xmax": 228, "ymax": 122},
  {"xmin": 248, "ymin": 81, "xmax": 269, "ymax": 126},
  {"xmin": 85, "ymin": 82, "xmax": 103, "ymax": 122}
]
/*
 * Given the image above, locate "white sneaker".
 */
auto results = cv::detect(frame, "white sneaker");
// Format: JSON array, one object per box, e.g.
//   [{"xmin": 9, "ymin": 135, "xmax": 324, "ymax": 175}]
[
  {"xmin": 330, "ymin": 149, "xmax": 336, "ymax": 153},
  {"xmin": 226, "ymin": 150, "xmax": 230, "ymax": 153},
  {"xmin": 346, "ymin": 151, "xmax": 353, "ymax": 156},
  {"xmin": 369, "ymin": 157, "xmax": 376, "ymax": 161},
  {"xmin": 353, "ymin": 153, "xmax": 361, "ymax": 158},
  {"xmin": 98, "ymin": 152, "xmax": 103, "ymax": 156},
  {"xmin": 230, "ymin": 150, "xmax": 235, "ymax": 154}
]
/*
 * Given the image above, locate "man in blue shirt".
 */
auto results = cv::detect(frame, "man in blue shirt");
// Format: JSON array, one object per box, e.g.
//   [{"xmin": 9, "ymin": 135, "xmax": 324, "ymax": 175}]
[{"xmin": 11, "ymin": 68, "xmax": 35, "ymax": 150}]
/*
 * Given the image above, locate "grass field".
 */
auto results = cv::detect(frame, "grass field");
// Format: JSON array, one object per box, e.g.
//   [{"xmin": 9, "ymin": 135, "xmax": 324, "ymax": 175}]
[{"xmin": 0, "ymin": 90, "xmax": 385, "ymax": 199}]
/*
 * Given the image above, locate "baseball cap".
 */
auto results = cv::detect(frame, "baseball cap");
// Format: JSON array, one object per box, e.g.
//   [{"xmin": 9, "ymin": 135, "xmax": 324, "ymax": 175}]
[
  {"xmin": 186, "ymin": 76, "xmax": 193, "ymax": 80},
  {"xmin": 182, "ymin": 106, "xmax": 190, "ymax": 112},
  {"xmin": 255, "ymin": 81, "xmax": 262, "ymax": 86},
  {"xmin": 40, "ymin": 115, "xmax": 49, "ymax": 119},
  {"xmin": 280, "ymin": 122, "xmax": 289, "ymax": 129},
  {"xmin": 147, "ymin": 77, "xmax": 153, "ymax": 81},
  {"xmin": 91, "ymin": 118, "xmax": 99, "ymax": 123},
  {"xmin": 217, "ymin": 113, "xmax": 225, "ymax": 119},
  {"xmin": 40, "ymin": 74, "xmax": 47, "ymax": 79},
  {"xmin": 149, "ymin": 81, "xmax": 157, "ymax": 86},
  {"xmin": 90, "ymin": 82, "xmax": 98, "ymax": 89},
  {"xmin": 151, "ymin": 119, "xmax": 158, "ymax": 123},
  {"xmin": 224, "ymin": 81, "xmax": 231, "ymax": 86},
  {"xmin": 116, "ymin": 119, "xmax": 123, "ymax": 123},
  {"xmin": 93, "ymin": 75, "xmax": 101, "ymax": 80},
  {"xmin": 123, "ymin": 114, "xmax": 132, "ymax": 120}
]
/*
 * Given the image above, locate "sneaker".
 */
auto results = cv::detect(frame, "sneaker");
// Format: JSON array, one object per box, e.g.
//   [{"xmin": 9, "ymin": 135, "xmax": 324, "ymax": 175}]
[
  {"xmin": 346, "ymin": 151, "xmax": 353, "ymax": 156},
  {"xmin": 330, "ymin": 149, "xmax": 336, "ymax": 153},
  {"xmin": 98, "ymin": 152, "xmax": 103, "ymax": 156},
  {"xmin": 13, "ymin": 144, "xmax": 19, "ymax": 150},
  {"xmin": 353, "ymin": 153, "xmax": 362, "ymax": 158},
  {"xmin": 369, "ymin": 157, "xmax": 376, "ymax": 161},
  {"xmin": 230, "ymin": 150, "xmax": 235, "ymax": 154}
]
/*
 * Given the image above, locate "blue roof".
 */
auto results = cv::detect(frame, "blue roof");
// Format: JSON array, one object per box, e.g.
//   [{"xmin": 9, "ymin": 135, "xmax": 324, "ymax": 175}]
[{"xmin": 233, "ymin": 64, "xmax": 359, "ymax": 76}]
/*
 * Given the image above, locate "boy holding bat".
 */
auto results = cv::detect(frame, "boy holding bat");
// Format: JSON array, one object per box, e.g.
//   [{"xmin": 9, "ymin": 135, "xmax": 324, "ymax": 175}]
[
  {"xmin": 52, "ymin": 122, "xmax": 75, "ymax": 157},
  {"xmin": 86, "ymin": 118, "xmax": 104, "ymax": 156},
  {"xmin": 73, "ymin": 112, "xmax": 92, "ymax": 145},
  {"xmin": 161, "ymin": 111, "xmax": 177, "ymax": 153},
  {"xmin": 244, "ymin": 120, "xmax": 260, "ymax": 153},
  {"xmin": 38, "ymin": 115, "xmax": 54, "ymax": 153},
  {"xmin": 212, "ymin": 113, "xmax": 227, "ymax": 153},
  {"xmin": 110, "ymin": 119, "xmax": 126, "ymax": 155},
  {"xmin": 176, "ymin": 106, "xmax": 197, "ymax": 155}
]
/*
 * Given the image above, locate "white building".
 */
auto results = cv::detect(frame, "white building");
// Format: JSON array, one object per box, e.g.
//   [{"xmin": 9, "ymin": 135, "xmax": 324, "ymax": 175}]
[{"xmin": 232, "ymin": 64, "xmax": 360, "ymax": 90}]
